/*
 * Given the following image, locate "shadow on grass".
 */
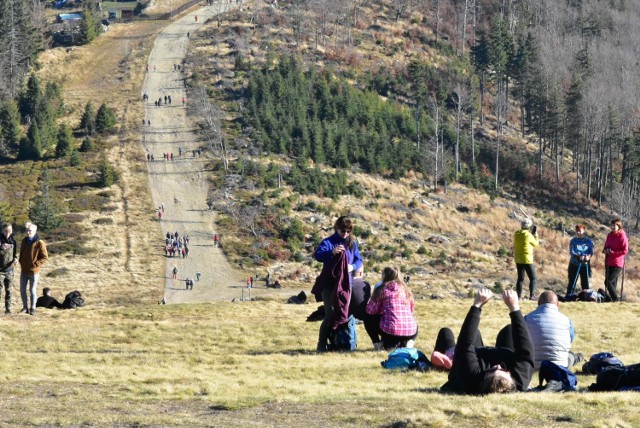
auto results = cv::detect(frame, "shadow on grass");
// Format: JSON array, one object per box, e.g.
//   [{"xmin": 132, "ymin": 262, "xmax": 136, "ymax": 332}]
[{"xmin": 247, "ymin": 348, "xmax": 382, "ymax": 356}]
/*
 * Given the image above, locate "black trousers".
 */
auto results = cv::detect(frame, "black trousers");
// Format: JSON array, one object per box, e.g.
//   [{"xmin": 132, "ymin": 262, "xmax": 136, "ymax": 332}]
[
  {"xmin": 435, "ymin": 327, "xmax": 483, "ymax": 353},
  {"xmin": 516, "ymin": 263, "xmax": 537, "ymax": 299},
  {"xmin": 566, "ymin": 262, "xmax": 590, "ymax": 296},
  {"xmin": 604, "ymin": 266, "xmax": 622, "ymax": 302}
]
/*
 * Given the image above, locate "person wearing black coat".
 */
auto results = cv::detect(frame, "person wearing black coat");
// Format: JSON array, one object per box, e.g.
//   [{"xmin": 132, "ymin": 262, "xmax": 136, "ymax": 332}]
[{"xmin": 441, "ymin": 288, "xmax": 534, "ymax": 394}]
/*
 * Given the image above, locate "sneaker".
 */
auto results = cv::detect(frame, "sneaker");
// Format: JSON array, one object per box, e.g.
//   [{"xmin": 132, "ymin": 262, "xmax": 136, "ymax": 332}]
[
  {"xmin": 373, "ymin": 342, "xmax": 384, "ymax": 351},
  {"xmin": 573, "ymin": 352, "xmax": 585, "ymax": 366},
  {"xmin": 19, "ymin": 308, "xmax": 28, "ymax": 314},
  {"xmin": 29, "ymin": 309, "xmax": 35, "ymax": 316}
]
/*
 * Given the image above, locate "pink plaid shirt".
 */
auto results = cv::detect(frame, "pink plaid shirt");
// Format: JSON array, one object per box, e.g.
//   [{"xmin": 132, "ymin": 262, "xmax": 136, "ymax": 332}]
[{"xmin": 366, "ymin": 281, "xmax": 417, "ymax": 337}]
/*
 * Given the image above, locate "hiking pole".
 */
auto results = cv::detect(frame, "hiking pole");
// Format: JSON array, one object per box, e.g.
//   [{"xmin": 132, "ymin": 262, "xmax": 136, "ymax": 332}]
[
  {"xmin": 620, "ymin": 259, "xmax": 626, "ymax": 302},
  {"xmin": 569, "ymin": 262, "xmax": 582, "ymax": 297}
]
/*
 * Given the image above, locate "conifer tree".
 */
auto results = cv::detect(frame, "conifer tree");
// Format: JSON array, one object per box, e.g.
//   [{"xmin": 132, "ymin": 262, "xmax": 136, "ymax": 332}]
[
  {"xmin": 95, "ymin": 103, "xmax": 116, "ymax": 134},
  {"xmin": 0, "ymin": 98, "xmax": 21, "ymax": 157},
  {"xmin": 56, "ymin": 124, "xmax": 74, "ymax": 158},
  {"xmin": 80, "ymin": 102, "xmax": 96, "ymax": 136},
  {"xmin": 29, "ymin": 169, "xmax": 64, "ymax": 231}
]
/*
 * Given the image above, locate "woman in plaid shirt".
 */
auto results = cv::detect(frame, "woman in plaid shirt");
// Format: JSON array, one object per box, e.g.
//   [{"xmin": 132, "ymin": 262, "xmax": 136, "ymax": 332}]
[{"xmin": 366, "ymin": 266, "xmax": 418, "ymax": 350}]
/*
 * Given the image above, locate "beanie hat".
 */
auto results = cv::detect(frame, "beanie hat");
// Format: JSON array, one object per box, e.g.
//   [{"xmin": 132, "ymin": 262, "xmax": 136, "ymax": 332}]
[{"xmin": 521, "ymin": 218, "xmax": 533, "ymax": 229}]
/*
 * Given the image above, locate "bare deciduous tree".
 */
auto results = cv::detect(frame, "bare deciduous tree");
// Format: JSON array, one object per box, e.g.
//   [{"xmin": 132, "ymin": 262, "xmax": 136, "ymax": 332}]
[{"xmin": 192, "ymin": 86, "xmax": 229, "ymax": 170}]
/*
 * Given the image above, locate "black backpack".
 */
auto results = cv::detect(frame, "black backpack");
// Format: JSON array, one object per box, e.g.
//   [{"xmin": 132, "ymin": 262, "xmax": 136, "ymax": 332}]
[
  {"xmin": 589, "ymin": 364, "xmax": 640, "ymax": 391},
  {"xmin": 62, "ymin": 290, "xmax": 85, "ymax": 309}
]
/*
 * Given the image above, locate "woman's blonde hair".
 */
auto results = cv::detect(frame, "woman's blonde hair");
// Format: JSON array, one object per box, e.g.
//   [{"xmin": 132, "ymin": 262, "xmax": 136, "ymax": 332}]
[{"xmin": 372, "ymin": 266, "xmax": 413, "ymax": 303}]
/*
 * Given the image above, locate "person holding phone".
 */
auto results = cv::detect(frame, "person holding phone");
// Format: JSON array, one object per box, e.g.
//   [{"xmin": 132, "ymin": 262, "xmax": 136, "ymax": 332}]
[{"xmin": 513, "ymin": 218, "xmax": 539, "ymax": 300}]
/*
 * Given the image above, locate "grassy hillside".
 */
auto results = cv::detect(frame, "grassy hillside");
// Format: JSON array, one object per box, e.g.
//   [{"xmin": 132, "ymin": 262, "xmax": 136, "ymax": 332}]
[
  {"xmin": 181, "ymin": 1, "xmax": 638, "ymax": 302},
  {"xmin": 1, "ymin": 299, "xmax": 639, "ymax": 426}
]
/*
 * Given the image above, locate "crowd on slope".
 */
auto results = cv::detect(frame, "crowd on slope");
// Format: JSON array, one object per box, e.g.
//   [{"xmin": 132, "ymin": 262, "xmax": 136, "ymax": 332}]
[{"xmin": 311, "ymin": 215, "xmax": 631, "ymax": 394}]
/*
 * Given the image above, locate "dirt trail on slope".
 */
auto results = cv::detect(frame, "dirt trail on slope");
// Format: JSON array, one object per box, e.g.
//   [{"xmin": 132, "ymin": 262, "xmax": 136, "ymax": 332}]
[{"xmin": 141, "ymin": 4, "xmax": 286, "ymax": 303}]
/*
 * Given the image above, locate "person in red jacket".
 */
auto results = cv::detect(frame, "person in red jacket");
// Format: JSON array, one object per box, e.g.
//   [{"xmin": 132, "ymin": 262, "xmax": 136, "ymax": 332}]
[{"xmin": 602, "ymin": 218, "xmax": 629, "ymax": 302}]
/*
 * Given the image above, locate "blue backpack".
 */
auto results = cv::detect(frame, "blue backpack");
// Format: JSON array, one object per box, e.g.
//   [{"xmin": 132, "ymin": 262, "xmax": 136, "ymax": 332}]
[
  {"xmin": 582, "ymin": 352, "xmax": 624, "ymax": 375},
  {"xmin": 329, "ymin": 315, "xmax": 357, "ymax": 351},
  {"xmin": 539, "ymin": 360, "xmax": 578, "ymax": 391},
  {"xmin": 381, "ymin": 347, "xmax": 431, "ymax": 371}
]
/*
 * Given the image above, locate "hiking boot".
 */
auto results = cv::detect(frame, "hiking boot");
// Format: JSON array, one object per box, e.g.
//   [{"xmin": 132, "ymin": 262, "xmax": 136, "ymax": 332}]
[
  {"xmin": 373, "ymin": 342, "xmax": 384, "ymax": 351},
  {"xmin": 19, "ymin": 308, "xmax": 28, "ymax": 314},
  {"xmin": 316, "ymin": 343, "xmax": 328, "ymax": 353},
  {"xmin": 542, "ymin": 380, "xmax": 563, "ymax": 392},
  {"xmin": 29, "ymin": 309, "xmax": 35, "ymax": 316},
  {"xmin": 4, "ymin": 309, "xmax": 10, "ymax": 315},
  {"xmin": 573, "ymin": 352, "xmax": 585, "ymax": 366}
]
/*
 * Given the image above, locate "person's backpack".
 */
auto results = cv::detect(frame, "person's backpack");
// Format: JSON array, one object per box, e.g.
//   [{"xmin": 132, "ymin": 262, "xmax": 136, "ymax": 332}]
[
  {"xmin": 62, "ymin": 290, "xmax": 85, "ymax": 309},
  {"xmin": 589, "ymin": 363, "xmax": 640, "ymax": 391},
  {"xmin": 381, "ymin": 347, "xmax": 432, "ymax": 371},
  {"xmin": 577, "ymin": 289, "xmax": 605, "ymax": 303},
  {"xmin": 329, "ymin": 314, "xmax": 357, "ymax": 351},
  {"xmin": 538, "ymin": 360, "xmax": 578, "ymax": 392},
  {"xmin": 582, "ymin": 352, "xmax": 624, "ymax": 374}
]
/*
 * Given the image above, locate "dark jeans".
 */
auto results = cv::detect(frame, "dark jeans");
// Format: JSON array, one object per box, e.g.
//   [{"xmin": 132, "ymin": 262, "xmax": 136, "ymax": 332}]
[
  {"xmin": 604, "ymin": 266, "xmax": 622, "ymax": 302},
  {"xmin": 435, "ymin": 327, "xmax": 483, "ymax": 353},
  {"xmin": 566, "ymin": 262, "xmax": 590, "ymax": 296},
  {"xmin": 0, "ymin": 269, "xmax": 13, "ymax": 311},
  {"xmin": 381, "ymin": 328, "xmax": 418, "ymax": 350},
  {"xmin": 318, "ymin": 288, "xmax": 335, "ymax": 348},
  {"xmin": 516, "ymin": 263, "xmax": 537, "ymax": 299}
]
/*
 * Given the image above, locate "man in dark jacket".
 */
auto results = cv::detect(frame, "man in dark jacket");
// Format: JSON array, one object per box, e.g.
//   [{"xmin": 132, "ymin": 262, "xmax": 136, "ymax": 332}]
[
  {"xmin": 0, "ymin": 224, "xmax": 18, "ymax": 314},
  {"xmin": 36, "ymin": 287, "xmax": 63, "ymax": 309},
  {"xmin": 441, "ymin": 288, "xmax": 534, "ymax": 394}
]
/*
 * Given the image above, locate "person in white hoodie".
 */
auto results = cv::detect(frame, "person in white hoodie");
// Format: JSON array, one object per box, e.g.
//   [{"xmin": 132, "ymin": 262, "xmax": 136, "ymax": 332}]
[{"xmin": 524, "ymin": 290, "xmax": 583, "ymax": 369}]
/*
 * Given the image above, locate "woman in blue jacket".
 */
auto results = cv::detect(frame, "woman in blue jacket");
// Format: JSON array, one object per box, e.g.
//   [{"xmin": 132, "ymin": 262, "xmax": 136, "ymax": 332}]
[{"xmin": 313, "ymin": 216, "xmax": 363, "ymax": 352}]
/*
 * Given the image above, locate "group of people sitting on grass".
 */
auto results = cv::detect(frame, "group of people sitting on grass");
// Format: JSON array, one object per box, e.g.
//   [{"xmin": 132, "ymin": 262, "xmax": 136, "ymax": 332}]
[{"xmin": 312, "ymin": 215, "xmax": 594, "ymax": 394}]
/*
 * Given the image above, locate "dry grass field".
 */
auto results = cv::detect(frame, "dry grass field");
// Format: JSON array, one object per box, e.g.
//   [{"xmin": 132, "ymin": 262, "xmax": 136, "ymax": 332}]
[
  {"xmin": 1, "ymin": 298, "xmax": 639, "ymax": 426},
  {"xmin": 2, "ymin": 2, "xmax": 638, "ymax": 426}
]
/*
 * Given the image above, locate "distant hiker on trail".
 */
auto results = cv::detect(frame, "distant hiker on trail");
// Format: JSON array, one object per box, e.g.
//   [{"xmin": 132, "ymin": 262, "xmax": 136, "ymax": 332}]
[
  {"xmin": 19, "ymin": 222, "xmax": 48, "ymax": 316},
  {"xmin": 0, "ymin": 223, "xmax": 18, "ymax": 314},
  {"xmin": 172, "ymin": 266, "xmax": 178, "ymax": 279},
  {"xmin": 602, "ymin": 218, "xmax": 628, "ymax": 302},
  {"xmin": 246, "ymin": 277, "xmax": 251, "ymax": 288},
  {"xmin": 168, "ymin": 95, "xmax": 172, "ymax": 104},
  {"xmin": 265, "ymin": 272, "xmax": 270, "ymax": 288},
  {"xmin": 36, "ymin": 287, "xmax": 63, "ymax": 309},
  {"xmin": 196, "ymin": 271, "xmax": 201, "ymax": 281},
  {"xmin": 213, "ymin": 234, "xmax": 219, "ymax": 247},
  {"xmin": 194, "ymin": 15, "xmax": 198, "ymax": 22},
  {"xmin": 566, "ymin": 224, "xmax": 593, "ymax": 298},
  {"xmin": 158, "ymin": 211, "xmax": 162, "ymax": 220},
  {"xmin": 366, "ymin": 266, "xmax": 417, "ymax": 350},
  {"xmin": 312, "ymin": 216, "xmax": 363, "ymax": 353},
  {"xmin": 440, "ymin": 289, "xmax": 534, "ymax": 394},
  {"xmin": 513, "ymin": 218, "xmax": 539, "ymax": 300}
]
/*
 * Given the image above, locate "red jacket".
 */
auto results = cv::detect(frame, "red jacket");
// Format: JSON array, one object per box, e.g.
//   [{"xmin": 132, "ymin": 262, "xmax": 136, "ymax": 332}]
[{"xmin": 603, "ymin": 230, "xmax": 628, "ymax": 268}]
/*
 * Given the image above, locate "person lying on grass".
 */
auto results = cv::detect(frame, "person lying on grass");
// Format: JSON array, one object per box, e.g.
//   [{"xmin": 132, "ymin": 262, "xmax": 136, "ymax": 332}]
[{"xmin": 441, "ymin": 288, "xmax": 534, "ymax": 394}]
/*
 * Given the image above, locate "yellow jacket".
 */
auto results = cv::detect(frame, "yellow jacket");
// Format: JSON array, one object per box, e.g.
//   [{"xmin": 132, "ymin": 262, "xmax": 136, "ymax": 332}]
[{"xmin": 513, "ymin": 229, "xmax": 539, "ymax": 264}]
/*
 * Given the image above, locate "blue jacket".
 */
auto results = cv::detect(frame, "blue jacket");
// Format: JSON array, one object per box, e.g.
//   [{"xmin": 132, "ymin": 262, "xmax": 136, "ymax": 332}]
[
  {"xmin": 314, "ymin": 233, "xmax": 362, "ymax": 272},
  {"xmin": 569, "ymin": 236, "xmax": 593, "ymax": 265},
  {"xmin": 524, "ymin": 303, "xmax": 574, "ymax": 369}
]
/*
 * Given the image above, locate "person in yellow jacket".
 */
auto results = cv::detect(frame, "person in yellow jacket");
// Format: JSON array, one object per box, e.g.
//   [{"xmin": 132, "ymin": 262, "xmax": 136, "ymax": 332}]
[{"xmin": 513, "ymin": 218, "xmax": 539, "ymax": 300}]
